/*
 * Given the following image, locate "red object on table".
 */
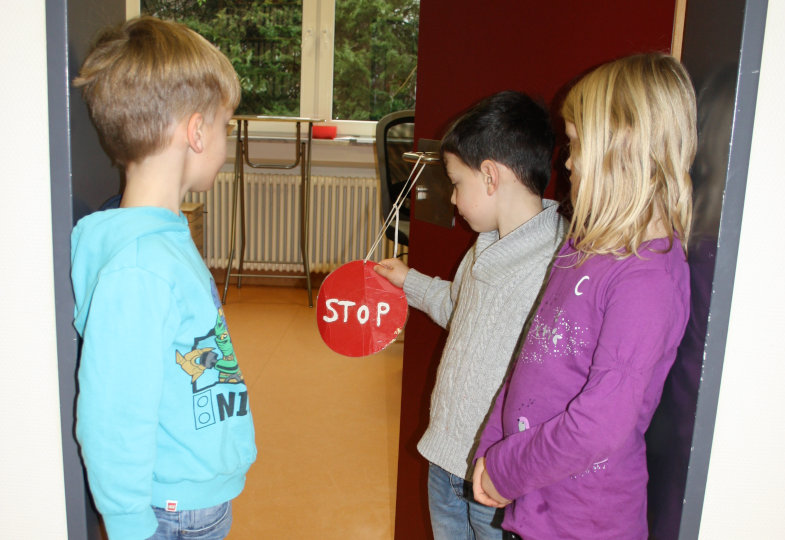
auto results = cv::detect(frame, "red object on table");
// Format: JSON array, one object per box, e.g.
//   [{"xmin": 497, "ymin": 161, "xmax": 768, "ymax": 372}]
[{"xmin": 312, "ymin": 125, "xmax": 337, "ymax": 139}]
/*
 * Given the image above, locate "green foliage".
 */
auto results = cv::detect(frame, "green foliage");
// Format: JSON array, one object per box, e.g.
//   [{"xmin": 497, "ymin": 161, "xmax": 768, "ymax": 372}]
[
  {"xmin": 333, "ymin": 0, "xmax": 418, "ymax": 120},
  {"xmin": 141, "ymin": 0, "xmax": 418, "ymax": 119}
]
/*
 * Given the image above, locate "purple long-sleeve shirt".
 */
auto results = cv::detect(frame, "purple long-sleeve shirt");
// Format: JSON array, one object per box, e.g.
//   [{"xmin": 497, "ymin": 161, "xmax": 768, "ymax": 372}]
[{"xmin": 476, "ymin": 238, "xmax": 690, "ymax": 540}]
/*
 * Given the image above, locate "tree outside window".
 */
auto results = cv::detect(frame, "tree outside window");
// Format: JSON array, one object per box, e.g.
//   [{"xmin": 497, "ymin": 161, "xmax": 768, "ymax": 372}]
[{"xmin": 141, "ymin": 0, "xmax": 418, "ymax": 121}]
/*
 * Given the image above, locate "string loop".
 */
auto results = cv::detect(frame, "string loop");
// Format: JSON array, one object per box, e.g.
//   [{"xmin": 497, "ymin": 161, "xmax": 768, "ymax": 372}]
[{"xmin": 364, "ymin": 154, "xmax": 427, "ymax": 262}]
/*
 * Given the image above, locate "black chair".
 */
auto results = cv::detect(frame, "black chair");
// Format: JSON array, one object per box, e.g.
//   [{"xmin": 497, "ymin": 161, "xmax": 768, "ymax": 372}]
[{"xmin": 375, "ymin": 109, "xmax": 415, "ymax": 247}]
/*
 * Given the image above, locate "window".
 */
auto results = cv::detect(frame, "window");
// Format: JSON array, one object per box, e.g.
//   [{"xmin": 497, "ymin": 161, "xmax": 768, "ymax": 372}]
[{"xmin": 140, "ymin": 0, "xmax": 418, "ymax": 136}]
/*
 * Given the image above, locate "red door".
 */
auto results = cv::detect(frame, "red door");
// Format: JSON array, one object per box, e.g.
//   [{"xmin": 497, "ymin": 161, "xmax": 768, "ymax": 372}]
[{"xmin": 395, "ymin": 1, "xmax": 678, "ymax": 537}]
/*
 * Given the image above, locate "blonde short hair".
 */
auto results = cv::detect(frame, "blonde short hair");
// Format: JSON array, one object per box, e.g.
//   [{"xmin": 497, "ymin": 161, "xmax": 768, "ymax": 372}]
[
  {"xmin": 561, "ymin": 53, "xmax": 696, "ymax": 260},
  {"xmin": 73, "ymin": 16, "xmax": 240, "ymax": 166}
]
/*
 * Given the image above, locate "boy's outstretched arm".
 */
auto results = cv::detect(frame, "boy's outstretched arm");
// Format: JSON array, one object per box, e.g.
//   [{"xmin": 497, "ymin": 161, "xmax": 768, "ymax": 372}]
[{"xmin": 374, "ymin": 258, "xmax": 410, "ymax": 288}]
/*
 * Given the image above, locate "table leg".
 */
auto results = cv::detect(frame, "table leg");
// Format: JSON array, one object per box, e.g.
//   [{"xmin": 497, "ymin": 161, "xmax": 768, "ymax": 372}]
[
  {"xmin": 304, "ymin": 127, "xmax": 314, "ymax": 307},
  {"xmin": 299, "ymin": 140, "xmax": 313, "ymax": 307},
  {"xmin": 237, "ymin": 155, "xmax": 246, "ymax": 290},
  {"xmin": 222, "ymin": 125, "xmax": 244, "ymax": 304}
]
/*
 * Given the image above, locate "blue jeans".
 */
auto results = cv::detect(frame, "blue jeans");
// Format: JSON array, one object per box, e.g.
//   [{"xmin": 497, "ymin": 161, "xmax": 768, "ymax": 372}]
[
  {"xmin": 428, "ymin": 463, "xmax": 505, "ymax": 540},
  {"xmin": 148, "ymin": 501, "xmax": 232, "ymax": 540}
]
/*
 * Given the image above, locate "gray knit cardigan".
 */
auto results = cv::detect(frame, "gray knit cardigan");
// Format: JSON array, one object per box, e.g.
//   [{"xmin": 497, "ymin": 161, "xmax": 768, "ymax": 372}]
[{"xmin": 404, "ymin": 199, "xmax": 567, "ymax": 479}]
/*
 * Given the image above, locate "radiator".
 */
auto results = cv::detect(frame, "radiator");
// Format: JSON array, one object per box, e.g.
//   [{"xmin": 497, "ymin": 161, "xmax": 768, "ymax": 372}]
[{"xmin": 184, "ymin": 172, "xmax": 384, "ymax": 273}]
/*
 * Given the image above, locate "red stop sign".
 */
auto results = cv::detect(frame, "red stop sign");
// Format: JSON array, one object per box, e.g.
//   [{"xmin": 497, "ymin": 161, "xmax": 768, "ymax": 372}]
[{"xmin": 316, "ymin": 260, "xmax": 408, "ymax": 357}]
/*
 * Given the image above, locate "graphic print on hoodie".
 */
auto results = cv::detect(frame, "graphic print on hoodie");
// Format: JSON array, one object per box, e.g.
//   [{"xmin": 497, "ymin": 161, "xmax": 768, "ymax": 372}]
[{"xmin": 176, "ymin": 283, "xmax": 249, "ymax": 428}]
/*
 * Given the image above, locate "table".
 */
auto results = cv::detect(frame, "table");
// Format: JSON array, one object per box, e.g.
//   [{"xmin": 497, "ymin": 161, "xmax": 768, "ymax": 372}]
[{"xmin": 222, "ymin": 116, "xmax": 323, "ymax": 306}]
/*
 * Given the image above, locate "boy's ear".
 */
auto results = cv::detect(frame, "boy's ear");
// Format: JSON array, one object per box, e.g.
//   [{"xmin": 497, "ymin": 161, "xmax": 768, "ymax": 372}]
[
  {"xmin": 186, "ymin": 112, "xmax": 205, "ymax": 153},
  {"xmin": 480, "ymin": 159, "xmax": 500, "ymax": 195}
]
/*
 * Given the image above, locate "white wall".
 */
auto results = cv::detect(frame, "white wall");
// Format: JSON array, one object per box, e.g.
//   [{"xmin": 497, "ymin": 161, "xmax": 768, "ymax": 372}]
[
  {"xmin": 0, "ymin": 1, "xmax": 68, "ymax": 539},
  {"xmin": 698, "ymin": 0, "xmax": 785, "ymax": 537}
]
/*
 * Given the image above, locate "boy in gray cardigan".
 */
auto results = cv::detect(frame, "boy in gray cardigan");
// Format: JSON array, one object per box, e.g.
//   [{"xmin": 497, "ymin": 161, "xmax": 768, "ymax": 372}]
[{"xmin": 375, "ymin": 91, "xmax": 566, "ymax": 540}]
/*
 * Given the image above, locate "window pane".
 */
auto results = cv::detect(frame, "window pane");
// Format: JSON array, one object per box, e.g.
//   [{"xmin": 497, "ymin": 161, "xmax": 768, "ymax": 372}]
[
  {"xmin": 141, "ymin": 0, "xmax": 302, "ymax": 116},
  {"xmin": 333, "ymin": 0, "xmax": 419, "ymax": 121}
]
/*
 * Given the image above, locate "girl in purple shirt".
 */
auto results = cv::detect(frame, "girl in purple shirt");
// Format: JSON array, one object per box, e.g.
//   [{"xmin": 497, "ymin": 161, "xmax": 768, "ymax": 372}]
[{"xmin": 472, "ymin": 53, "xmax": 697, "ymax": 540}]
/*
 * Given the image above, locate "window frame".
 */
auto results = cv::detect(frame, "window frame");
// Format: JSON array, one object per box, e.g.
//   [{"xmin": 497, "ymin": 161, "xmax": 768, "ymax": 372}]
[
  {"xmin": 129, "ymin": 0, "xmax": 381, "ymax": 138},
  {"xmin": 293, "ymin": 0, "xmax": 377, "ymax": 137}
]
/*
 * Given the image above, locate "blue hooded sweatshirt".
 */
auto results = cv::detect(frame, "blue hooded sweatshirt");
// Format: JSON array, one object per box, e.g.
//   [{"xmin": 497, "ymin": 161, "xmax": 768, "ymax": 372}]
[{"xmin": 71, "ymin": 207, "xmax": 256, "ymax": 540}]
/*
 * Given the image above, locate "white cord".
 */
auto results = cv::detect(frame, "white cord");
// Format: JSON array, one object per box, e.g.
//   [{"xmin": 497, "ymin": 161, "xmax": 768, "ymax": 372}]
[{"xmin": 364, "ymin": 154, "xmax": 427, "ymax": 262}]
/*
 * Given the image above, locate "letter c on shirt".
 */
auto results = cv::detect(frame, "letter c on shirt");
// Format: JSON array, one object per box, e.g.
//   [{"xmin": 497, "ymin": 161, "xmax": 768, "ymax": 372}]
[{"xmin": 575, "ymin": 275, "xmax": 590, "ymax": 296}]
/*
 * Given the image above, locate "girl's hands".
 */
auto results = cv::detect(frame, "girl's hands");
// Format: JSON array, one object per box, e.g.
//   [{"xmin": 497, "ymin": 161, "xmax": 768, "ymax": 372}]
[
  {"xmin": 472, "ymin": 457, "xmax": 512, "ymax": 508},
  {"xmin": 373, "ymin": 258, "xmax": 410, "ymax": 288}
]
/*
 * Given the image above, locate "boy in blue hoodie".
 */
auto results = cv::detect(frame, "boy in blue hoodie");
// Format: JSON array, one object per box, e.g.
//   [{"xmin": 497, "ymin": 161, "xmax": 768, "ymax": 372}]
[{"xmin": 70, "ymin": 17, "xmax": 256, "ymax": 540}]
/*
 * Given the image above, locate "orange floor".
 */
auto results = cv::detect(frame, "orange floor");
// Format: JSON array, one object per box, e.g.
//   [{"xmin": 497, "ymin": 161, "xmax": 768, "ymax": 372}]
[{"xmin": 222, "ymin": 285, "xmax": 403, "ymax": 539}]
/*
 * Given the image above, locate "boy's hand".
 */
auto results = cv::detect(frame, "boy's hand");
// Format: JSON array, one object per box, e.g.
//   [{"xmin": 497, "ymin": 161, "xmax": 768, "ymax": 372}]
[
  {"xmin": 472, "ymin": 457, "xmax": 512, "ymax": 508},
  {"xmin": 373, "ymin": 258, "xmax": 410, "ymax": 288}
]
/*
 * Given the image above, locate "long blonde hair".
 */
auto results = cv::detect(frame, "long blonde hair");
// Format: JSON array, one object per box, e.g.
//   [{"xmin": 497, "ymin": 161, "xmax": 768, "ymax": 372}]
[{"xmin": 561, "ymin": 53, "xmax": 696, "ymax": 260}]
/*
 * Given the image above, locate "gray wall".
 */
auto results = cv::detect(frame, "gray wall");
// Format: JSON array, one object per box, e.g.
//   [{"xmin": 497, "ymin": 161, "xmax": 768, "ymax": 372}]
[
  {"xmin": 48, "ymin": 0, "xmax": 125, "ymax": 537},
  {"xmin": 646, "ymin": 0, "xmax": 768, "ymax": 538}
]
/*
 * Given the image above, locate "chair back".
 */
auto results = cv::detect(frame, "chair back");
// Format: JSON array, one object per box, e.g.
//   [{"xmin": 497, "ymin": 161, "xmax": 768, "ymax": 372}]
[{"xmin": 375, "ymin": 110, "xmax": 415, "ymax": 245}]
